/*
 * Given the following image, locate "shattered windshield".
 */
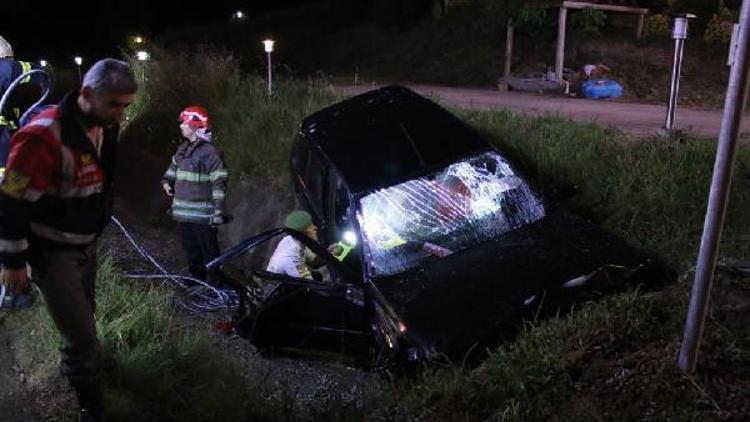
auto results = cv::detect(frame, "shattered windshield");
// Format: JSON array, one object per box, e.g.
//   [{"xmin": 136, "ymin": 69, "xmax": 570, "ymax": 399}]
[{"xmin": 358, "ymin": 151, "xmax": 546, "ymax": 276}]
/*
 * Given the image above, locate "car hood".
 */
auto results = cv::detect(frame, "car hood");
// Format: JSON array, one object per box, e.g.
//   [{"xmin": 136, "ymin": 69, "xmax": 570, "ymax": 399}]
[{"xmin": 370, "ymin": 212, "xmax": 666, "ymax": 356}]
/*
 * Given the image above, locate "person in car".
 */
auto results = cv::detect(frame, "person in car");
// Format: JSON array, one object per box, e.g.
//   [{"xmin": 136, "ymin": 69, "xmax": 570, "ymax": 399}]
[{"xmin": 266, "ymin": 210, "xmax": 341, "ymax": 280}]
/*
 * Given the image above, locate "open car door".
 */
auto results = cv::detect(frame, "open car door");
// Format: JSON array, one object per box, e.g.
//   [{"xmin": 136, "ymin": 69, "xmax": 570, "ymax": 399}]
[{"xmin": 207, "ymin": 228, "xmax": 374, "ymax": 361}]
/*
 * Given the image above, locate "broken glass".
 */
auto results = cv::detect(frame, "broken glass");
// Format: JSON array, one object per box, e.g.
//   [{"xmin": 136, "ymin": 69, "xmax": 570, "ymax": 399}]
[{"xmin": 358, "ymin": 151, "xmax": 546, "ymax": 276}]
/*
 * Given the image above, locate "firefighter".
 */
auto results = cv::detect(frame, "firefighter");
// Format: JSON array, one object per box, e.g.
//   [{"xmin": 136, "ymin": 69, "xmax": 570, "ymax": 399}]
[
  {"xmin": 0, "ymin": 36, "xmax": 51, "ymax": 310},
  {"xmin": 0, "ymin": 35, "xmax": 48, "ymax": 181},
  {"xmin": 0, "ymin": 58, "xmax": 138, "ymax": 422},
  {"xmin": 161, "ymin": 106, "xmax": 229, "ymax": 284}
]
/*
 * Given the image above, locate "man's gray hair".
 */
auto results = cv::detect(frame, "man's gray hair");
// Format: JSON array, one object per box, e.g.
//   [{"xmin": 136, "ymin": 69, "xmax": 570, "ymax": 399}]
[{"xmin": 82, "ymin": 58, "xmax": 138, "ymax": 94}]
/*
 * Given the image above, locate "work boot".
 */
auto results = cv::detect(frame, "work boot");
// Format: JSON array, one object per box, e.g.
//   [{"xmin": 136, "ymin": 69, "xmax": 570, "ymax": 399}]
[
  {"xmin": 2, "ymin": 292, "xmax": 34, "ymax": 309},
  {"xmin": 75, "ymin": 384, "xmax": 107, "ymax": 422}
]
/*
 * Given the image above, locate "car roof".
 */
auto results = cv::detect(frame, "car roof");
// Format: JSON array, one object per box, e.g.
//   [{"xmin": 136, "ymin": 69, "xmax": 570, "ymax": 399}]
[{"xmin": 299, "ymin": 85, "xmax": 490, "ymax": 194}]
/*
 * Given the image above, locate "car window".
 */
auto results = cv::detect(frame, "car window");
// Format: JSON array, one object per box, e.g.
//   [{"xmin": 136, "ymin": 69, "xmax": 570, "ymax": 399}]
[
  {"xmin": 357, "ymin": 151, "xmax": 546, "ymax": 276},
  {"xmin": 290, "ymin": 136, "xmax": 310, "ymax": 176},
  {"xmin": 328, "ymin": 172, "xmax": 350, "ymax": 229},
  {"xmin": 304, "ymin": 151, "xmax": 328, "ymax": 220}
]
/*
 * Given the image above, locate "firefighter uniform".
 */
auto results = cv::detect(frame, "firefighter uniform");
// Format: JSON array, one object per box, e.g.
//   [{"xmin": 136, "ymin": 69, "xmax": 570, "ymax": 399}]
[
  {"xmin": 0, "ymin": 57, "xmax": 47, "ymax": 180},
  {"xmin": 161, "ymin": 106, "xmax": 228, "ymax": 282},
  {"xmin": 0, "ymin": 92, "xmax": 118, "ymax": 390}
]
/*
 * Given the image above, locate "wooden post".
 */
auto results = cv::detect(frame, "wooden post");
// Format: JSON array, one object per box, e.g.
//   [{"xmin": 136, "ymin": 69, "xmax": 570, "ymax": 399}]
[
  {"xmin": 556, "ymin": 7, "xmax": 568, "ymax": 83},
  {"xmin": 505, "ymin": 18, "xmax": 515, "ymax": 78},
  {"xmin": 637, "ymin": 13, "xmax": 646, "ymax": 39}
]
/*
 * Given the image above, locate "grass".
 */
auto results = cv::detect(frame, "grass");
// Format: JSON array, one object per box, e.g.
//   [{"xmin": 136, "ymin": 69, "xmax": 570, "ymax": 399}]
[
  {"xmin": 123, "ymin": 45, "xmax": 339, "ymax": 187},
  {"xmin": 7, "ymin": 45, "xmax": 750, "ymax": 420},
  {"xmin": 461, "ymin": 110, "xmax": 750, "ymax": 269}
]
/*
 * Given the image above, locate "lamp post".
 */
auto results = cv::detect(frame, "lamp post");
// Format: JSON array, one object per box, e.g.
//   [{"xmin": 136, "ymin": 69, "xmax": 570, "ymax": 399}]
[
  {"xmin": 40, "ymin": 59, "xmax": 48, "ymax": 68},
  {"xmin": 263, "ymin": 39, "xmax": 275, "ymax": 97},
  {"xmin": 664, "ymin": 13, "xmax": 696, "ymax": 133},
  {"xmin": 136, "ymin": 50, "xmax": 150, "ymax": 61},
  {"xmin": 74, "ymin": 56, "xmax": 83, "ymax": 84},
  {"xmin": 233, "ymin": 10, "xmax": 245, "ymax": 20}
]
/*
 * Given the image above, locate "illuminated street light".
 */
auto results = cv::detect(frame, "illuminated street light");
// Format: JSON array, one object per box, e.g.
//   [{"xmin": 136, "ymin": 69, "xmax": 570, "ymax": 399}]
[
  {"xmin": 664, "ymin": 13, "xmax": 696, "ymax": 133},
  {"xmin": 263, "ymin": 39, "xmax": 275, "ymax": 97},
  {"xmin": 233, "ymin": 10, "xmax": 245, "ymax": 19},
  {"xmin": 40, "ymin": 59, "xmax": 48, "ymax": 67},
  {"xmin": 74, "ymin": 56, "xmax": 83, "ymax": 83},
  {"xmin": 134, "ymin": 36, "xmax": 144, "ymax": 44},
  {"xmin": 136, "ymin": 50, "xmax": 150, "ymax": 61}
]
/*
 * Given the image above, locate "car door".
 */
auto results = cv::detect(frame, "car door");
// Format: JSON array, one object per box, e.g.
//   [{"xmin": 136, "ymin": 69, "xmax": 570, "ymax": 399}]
[{"xmin": 208, "ymin": 228, "xmax": 371, "ymax": 357}]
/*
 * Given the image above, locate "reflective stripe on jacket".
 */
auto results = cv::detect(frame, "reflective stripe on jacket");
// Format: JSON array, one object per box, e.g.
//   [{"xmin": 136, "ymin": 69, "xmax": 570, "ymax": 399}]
[
  {"xmin": 0, "ymin": 92, "xmax": 118, "ymax": 269},
  {"xmin": 161, "ymin": 137, "xmax": 227, "ymax": 224}
]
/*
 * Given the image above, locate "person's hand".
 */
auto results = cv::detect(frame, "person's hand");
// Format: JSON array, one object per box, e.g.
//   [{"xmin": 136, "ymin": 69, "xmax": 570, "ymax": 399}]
[
  {"xmin": 327, "ymin": 243, "xmax": 344, "ymax": 256},
  {"xmin": 162, "ymin": 182, "xmax": 174, "ymax": 197},
  {"xmin": 0, "ymin": 268, "xmax": 29, "ymax": 295}
]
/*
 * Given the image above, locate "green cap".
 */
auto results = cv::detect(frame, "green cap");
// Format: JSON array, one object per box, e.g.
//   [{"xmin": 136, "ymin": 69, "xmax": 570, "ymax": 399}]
[{"xmin": 284, "ymin": 210, "xmax": 313, "ymax": 232}]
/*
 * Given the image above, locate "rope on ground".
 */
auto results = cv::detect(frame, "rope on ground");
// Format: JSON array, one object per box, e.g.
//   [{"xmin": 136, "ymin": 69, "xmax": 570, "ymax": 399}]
[{"xmin": 110, "ymin": 216, "xmax": 239, "ymax": 313}]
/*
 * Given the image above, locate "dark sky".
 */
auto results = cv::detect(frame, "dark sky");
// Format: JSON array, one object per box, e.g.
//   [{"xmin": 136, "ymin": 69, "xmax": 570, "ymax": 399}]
[{"xmin": 4, "ymin": 0, "xmax": 310, "ymax": 63}]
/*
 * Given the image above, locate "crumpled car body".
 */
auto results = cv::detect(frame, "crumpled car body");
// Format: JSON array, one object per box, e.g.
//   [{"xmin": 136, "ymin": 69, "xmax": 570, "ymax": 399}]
[{"xmin": 210, "ymin": 85, "xmax": 671, "ymax": 367}]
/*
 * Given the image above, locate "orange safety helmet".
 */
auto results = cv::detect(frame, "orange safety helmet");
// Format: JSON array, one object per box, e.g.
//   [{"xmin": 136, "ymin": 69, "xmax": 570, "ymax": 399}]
[{"xmin": 179, "ymin": 106, "xmax": 211, "ymax": 129}]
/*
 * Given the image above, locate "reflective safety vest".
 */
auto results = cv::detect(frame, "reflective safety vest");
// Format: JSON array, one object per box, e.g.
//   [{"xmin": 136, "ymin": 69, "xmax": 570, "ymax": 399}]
[
  {"xmin": 0, "ymin": 92, "xmax": 118, "ymax": 270},
  {"xmin": 0, "ymin": 59, "xmax": 47, "ymax": 180}
]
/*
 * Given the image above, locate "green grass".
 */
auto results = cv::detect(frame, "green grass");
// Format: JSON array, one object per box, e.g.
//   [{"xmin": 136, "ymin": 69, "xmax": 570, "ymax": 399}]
[
  {"xmin": 461, "ymin": 110, "xmax": 750, "ymax": 269},
  {"xmin": 124, "ymin": 45, "xmax": 339, "ymax": 187},
  {"xmin": 12, "ymin": 256, "xmax": 324, "ymax": 421},
  {"xmin": 10, "ymin": 46, "xmax": 750, "ymax": 420}
]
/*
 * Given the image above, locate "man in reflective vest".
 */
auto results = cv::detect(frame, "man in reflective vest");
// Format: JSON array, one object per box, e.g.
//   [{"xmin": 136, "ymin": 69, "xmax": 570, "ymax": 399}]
[
  {"xmin": 0, "ymin": 36, "xmax": 50, "ymax": 310},
  {"xmin": 0, "ymin": 35, "xmax": 47, "ymax": 181},
  {"xmin": 0, "ymin": 58, "xmax": 137, "ymax": 422}
]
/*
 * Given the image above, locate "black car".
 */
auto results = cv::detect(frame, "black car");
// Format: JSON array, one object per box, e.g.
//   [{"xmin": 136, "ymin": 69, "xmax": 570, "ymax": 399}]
[{"xmin": 209, "ymin": 85, "xmax": 668, "ymax": 368}]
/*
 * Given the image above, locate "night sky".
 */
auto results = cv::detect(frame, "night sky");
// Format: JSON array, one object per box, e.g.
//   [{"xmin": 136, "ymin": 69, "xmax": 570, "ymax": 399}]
[{"xmin": 3, "ymin": 0, "xmax": 311, "ymax": 63}]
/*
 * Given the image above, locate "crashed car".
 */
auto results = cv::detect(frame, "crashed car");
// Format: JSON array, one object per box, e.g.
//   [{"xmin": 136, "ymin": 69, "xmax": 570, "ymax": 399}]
[{"xmin": 209, "ymin": 85, "xmax": 669, "ymax": 368}]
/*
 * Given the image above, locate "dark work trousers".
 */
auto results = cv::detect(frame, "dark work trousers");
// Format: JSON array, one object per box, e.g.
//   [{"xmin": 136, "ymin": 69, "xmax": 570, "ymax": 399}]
[
  {"xmin": 178, "ymin": 222, "xmax": 221, "ymax": 282},
  {"xmin": 29, "ymin": 240, "xmax": 101, "ymax": 389}
]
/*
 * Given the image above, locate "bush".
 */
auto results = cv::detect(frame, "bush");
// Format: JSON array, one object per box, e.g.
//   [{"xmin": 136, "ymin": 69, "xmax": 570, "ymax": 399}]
[
  {"xmin": 125, "ymin": 45, "xmax": 339, "ymax": 185},
  {"xmin": 704, "ymin": 6, "xmax": 735, "ymax": 44},
  {"xmin": 645, "ymin": 14, "xmax": 672, "ymax": 39},
  {"xmin": 569, "ymin": 8, "xmax": 608, "ymax": 37}
]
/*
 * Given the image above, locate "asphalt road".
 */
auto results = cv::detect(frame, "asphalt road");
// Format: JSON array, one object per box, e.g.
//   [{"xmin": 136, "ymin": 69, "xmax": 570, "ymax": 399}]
[{"xmin": 335, "ymin": 84, "xmax": 748, "ymax": 139}]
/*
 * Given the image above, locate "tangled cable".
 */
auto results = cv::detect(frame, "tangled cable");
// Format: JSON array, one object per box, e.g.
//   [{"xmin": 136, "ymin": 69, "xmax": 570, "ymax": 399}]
[{"xmin": 110, "ymin": 216, "xmax": 240, "ymax": 313}]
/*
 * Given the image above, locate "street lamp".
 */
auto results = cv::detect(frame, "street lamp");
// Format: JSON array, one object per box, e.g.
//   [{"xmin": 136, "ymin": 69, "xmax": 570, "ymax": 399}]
[
  {"xmin": 134, "ymin": 36, "xmax": 144, "ymax": 44},
  {"xmin": 136, "ymin": 50, "xmax": 150, "ymax": 61},
  {"xmin": 40, "ymin": 59, "xmax": 48, "ymax": 67},
  {"xmin": 74, "ymin": 56, "xmax": 83, "ymax": 83},
  {"xmin": 263, "ymin": 39, "xmax": 275, "ymax": 97},
  {"xmin": 664, "ymin": 13, "xmax": 696, "ymax": 133},
  {"xmin": 233, "ymin": 10, "xmax": 245, "ymax": 19}
]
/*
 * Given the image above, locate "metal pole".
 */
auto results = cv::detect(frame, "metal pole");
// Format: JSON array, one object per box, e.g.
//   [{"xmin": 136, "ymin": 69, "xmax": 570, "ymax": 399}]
[
  {"xmin": 266, "ymin": 51, "xmax": 272, "ymax": 97},
  {"xmin": 77, "ymin": 66, "xmax": 82, "ymax": 84},
  {"xmin": 665, "ymin": 38, "xmax": 684, "ymax": 131},
  {"xmin": 664, "ymin": 15, "xmax": 693, "ymax": 132},
  {"xmin": 555, "ymin": 7, "xmax": 568, "ymax": 83},
  {"xmin": 679, "ymin": 0, "xmax": 750, "ymax": 373},
  {"xmin": 505, "ymin": 18, "xmax": 514, "ymax": 78}
]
